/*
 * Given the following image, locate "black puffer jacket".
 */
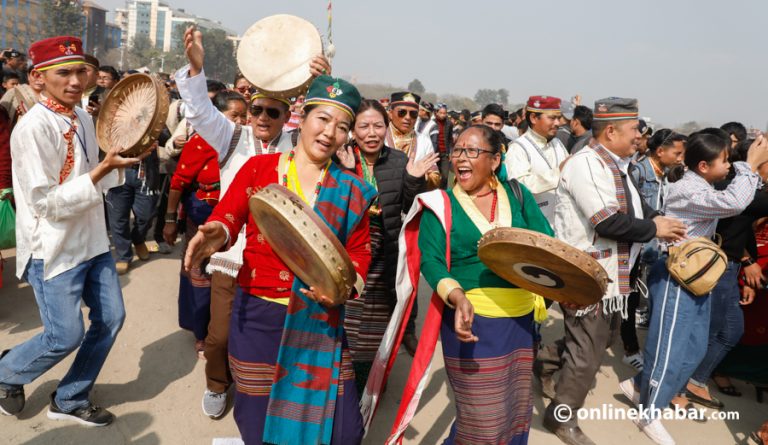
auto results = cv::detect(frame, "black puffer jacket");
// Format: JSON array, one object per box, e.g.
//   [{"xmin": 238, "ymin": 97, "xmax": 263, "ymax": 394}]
[
  {"xmin": 373, "ymin": 146, "xmax": 426, "ymax": 243},
  {"xmin": 337, "ymin": 146, "xmax": 426, "ymax": 244}
]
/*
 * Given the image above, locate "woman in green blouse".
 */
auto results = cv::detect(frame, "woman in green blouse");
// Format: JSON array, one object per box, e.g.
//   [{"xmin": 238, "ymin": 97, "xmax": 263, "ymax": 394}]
[{"xmin": 388, "ymin": 125, "xmax": 553, "ymax": 445}]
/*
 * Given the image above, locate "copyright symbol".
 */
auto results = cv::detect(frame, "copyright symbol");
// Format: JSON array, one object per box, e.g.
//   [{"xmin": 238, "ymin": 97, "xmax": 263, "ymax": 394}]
[{"xmin": 554, "ymin": 404, "xmax": 573, "ymax": 422}]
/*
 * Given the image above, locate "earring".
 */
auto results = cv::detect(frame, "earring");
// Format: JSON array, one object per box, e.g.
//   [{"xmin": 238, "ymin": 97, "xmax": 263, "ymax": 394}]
[{"xmin": 489, "ymin": 175, "xmax": 499, "ymax": 190}]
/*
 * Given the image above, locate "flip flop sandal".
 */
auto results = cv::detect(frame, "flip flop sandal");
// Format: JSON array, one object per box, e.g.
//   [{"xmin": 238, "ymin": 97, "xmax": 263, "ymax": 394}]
[{"xmin": 716, "ymin": 384, "xmax": 742, "ymax": 397}]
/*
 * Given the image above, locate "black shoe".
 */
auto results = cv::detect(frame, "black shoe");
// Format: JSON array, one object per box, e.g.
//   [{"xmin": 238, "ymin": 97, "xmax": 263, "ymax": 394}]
[
  {"xmin": 533, "ymin": 359, "xmax": 557, "ymax": 399},
  {"xmin": 685, "ymin": 389, "xmax": 725, "ymax": 410},
  {"xmin": 47, "ymin": 391, "xmax": 114, "ymax": 426},
  {"xmin": 0, "ymin": 349, "xmax": 25, "ymax": 416},
  {"xmin": 402, "ymin": 333, "xmax": 419, "ymax": 357},
  {"xmin": 543, "ymin": 409, "xmax": 596, "ymax": 445}
]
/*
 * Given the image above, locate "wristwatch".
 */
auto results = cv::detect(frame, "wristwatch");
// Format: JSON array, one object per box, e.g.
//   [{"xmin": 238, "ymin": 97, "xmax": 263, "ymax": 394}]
[{"xmin": 741, "ymin": 257, "xmax": 756, "ymax": 267}]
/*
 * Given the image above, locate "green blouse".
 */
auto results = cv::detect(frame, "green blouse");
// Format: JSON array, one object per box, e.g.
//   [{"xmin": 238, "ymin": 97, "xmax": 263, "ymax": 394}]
[{"xmin": 418, "ymin": 181, "xmax": 554, "ymax": 297}]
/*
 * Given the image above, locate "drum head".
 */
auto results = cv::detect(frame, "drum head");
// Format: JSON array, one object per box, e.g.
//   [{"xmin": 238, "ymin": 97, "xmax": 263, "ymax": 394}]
[
  {"xmin": 249, "ymin": 184, "xmax": 356, "ymax": 304},
  {"xmin": 478, "ymin": 227, "xmax": 608, "ymax": 306},
  {"xmin": 237, "ymin": 15, "xmax": 322, "ymax": 99},
  {"xmin": 96, "ymin": 73, "xmax": 169, "ymax": 157}
]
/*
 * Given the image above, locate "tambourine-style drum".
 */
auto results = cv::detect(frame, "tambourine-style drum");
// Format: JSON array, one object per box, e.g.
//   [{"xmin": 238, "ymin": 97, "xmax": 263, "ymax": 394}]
[
  {"xmin": 249, "ymin": 184, "xmax": 356, "ymax": 305},
  {"xmin": 237, "ymin": 14, "xmax": 322, "ymax": 100},
  {"xmin": 13, "ymin": 84, "xmax": 39, "ymax": 116},
  {"xmin": 96, "ymin": 73, "xmax": 169, "ymax": 157},
  {"xmin": 478, "ymin": 227, "xmax": 609, "ymax": 306}
]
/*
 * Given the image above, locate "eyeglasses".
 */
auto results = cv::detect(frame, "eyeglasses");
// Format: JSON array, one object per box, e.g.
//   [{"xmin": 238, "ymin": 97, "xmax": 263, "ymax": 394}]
[
  {"xmin": 451, "ymin": 147, "xmax": 495, "ymax": 158},
  {"xmin": 250, "ymin": 105, "xmax": 282, "ymax": 120},
  {"xmin": 396, "ymin": 109, "xmax": 418, "ymax": 119}
]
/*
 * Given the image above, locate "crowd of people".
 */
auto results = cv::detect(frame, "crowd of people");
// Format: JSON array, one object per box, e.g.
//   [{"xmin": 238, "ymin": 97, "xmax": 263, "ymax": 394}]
[{"xmin": 0, "ymin": 28, "xmax": 767, "ymax": 445}]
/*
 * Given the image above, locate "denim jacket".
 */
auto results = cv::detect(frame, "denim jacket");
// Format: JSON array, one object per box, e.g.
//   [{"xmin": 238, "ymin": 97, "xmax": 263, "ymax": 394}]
[{"xmin": 630, "ymin": 157, "xmax": 665, "ymax": 264}]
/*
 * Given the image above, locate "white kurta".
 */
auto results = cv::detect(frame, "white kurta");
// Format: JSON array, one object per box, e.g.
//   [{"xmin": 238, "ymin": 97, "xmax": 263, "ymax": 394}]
[
  {"xmin": 11, "ymin": 103, "xmax": 123, "ymax": 280},
  {"xmin": 504, "ymin": 129, "xmax": 568, "ymax": 222},
  {"xmin": 553, "ymin": 147, "xmax": 644, "ymax": 317},
  {"xmin": 174, "ymin": 65, "xmax": 294, "ymax": 277}
]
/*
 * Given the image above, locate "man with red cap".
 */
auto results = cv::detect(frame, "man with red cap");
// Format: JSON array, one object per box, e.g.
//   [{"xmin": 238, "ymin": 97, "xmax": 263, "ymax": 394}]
[
  {"xmin": 0, "ymin": 36, "xmax": 145, "ymax": 426},
  {"xmin": 504, "ymin": 95, "xmax": 569, "ymax": 223}
]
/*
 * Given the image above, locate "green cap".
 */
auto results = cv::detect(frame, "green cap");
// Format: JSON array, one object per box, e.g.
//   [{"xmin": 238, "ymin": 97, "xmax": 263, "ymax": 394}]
[{"xmin": 303, "ymin": 75, "xmax": 361, "ymax": 120}]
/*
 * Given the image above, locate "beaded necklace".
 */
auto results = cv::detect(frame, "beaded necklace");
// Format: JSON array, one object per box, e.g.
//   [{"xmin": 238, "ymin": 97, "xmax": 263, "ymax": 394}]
[
  {"xmin": 358, "ymin": 147, "xmax": 382, "ymax": 216},
  {"xmin": 281, "ymin": 150, "xmax": 330, "ymax": 206}
]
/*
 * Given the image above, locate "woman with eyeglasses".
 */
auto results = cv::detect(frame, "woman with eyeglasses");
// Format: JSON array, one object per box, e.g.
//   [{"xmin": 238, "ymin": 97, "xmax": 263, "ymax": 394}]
[
  {"xmin": 335, "ymin": 99, "xmax": 438, "ymax": 394},
  {"xmin": 179, "ymin": 26, "xmax": 375, "ymax": 445},
  {"xmin": 390, "ymin": 125, "xmax": 553, "ymax": 445}
]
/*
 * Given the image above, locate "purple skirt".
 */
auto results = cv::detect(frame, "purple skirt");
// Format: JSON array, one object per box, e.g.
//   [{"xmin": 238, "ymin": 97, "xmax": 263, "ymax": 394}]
[{"xmin": 228, "ymin": 287, "xmax": 364, "ymax": 445}]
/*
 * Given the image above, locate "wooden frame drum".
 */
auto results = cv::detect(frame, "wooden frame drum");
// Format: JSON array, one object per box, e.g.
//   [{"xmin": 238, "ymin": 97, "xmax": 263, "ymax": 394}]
[
  {"xmin": 249, "ymin": 184, "xmax": 356, "ymax": 304},
  {"xmin": 478, "ymin": 227, "xmax": 609, "ymax": 306}
]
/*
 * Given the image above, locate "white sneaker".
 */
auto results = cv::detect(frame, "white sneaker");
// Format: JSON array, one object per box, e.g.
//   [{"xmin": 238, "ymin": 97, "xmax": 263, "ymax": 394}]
[
  {"xmin": 619, "ymin": 378, "xmax": 640, "ymax": 406},
  {"xmin": 635, "ymin": 418, "xmax": 675, "ymax": 445},
  {"xmin": 202, "ymin": 390, "xmax": 227, "ymax": 418},
  {"xmin": 623, "ymin": 352, "xmax": 644, "ymax": 372}
]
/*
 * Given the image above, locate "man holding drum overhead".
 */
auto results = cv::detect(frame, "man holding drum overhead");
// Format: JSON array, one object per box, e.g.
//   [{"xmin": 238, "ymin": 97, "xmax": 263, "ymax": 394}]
[
  {"xmin": 180, "ymin": 26, "xmax": 375, "ymax": 445},
  {"xmin": 538, "ymin": 98, "xmax": 687, "ymax": 445}
]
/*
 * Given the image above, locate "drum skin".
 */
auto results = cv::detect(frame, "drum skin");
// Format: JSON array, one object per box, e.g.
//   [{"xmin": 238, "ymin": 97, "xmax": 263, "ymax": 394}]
[
  {"xmin": 478, "ymin": 227, "xmax": 608, "ymax": 306},
  {"xmin": 237, "ymin": 15, "xmax": 322, "ymax": 100},
  {"xmin": 96, "ymin": 73, "xmax": 169, "ymax": 157},
  {"xmin": 248, "ymin": 184, "xmax": 356, "ymax": 305}
]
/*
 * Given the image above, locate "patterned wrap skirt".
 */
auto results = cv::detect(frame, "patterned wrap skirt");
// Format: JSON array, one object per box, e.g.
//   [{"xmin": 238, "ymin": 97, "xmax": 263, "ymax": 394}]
[
  {"xmin": 177, "ymin": 193, "xmax": 214, "ymax": 340},
  {"xmin": 440, "ymin": 309, "xmax": 534, "ymax": 445},
  {"xmin": 228, "ymin": 288, "xmax": 364, "ymax": 445},
  {"xmin": 343, "ymin": 223, "xmax": 397, "ymax": 388}
]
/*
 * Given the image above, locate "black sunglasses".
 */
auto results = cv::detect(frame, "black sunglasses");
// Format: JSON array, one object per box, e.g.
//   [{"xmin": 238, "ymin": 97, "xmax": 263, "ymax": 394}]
[
  {"xmin": 396, "ymin": 109, "xmax": 418, "ymax": 119},
  {"xmin": 250, "ymin": 105, "xmax": 282, "ymax": 120}
]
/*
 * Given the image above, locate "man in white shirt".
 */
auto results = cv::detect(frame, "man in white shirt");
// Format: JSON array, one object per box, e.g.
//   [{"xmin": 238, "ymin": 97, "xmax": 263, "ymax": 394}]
[
  {"xmin": 0, "ymin": 36, "xmax": 145, "ymax": 426},
  {"xmin": 504, "ymin": 96, "xmax": 569, "ymax": 223}
]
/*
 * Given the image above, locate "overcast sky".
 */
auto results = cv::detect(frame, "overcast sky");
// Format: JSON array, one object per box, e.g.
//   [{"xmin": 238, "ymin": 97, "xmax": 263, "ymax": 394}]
[{"xmin": 97, "ymin": 0, "xmax": 768, "ymax": 129}]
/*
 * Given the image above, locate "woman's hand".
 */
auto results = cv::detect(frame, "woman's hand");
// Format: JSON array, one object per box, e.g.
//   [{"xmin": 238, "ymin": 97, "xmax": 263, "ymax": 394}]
[
  {"xmin": 336, "ymin": 145, "xmax": 356, "ymax": 170},
  {"xmin": 183, "ymin": 221, "xmax": 227, "ymax": 272},
  {"xmin": 406, "ymin": 152, "xmax": 440, "ymax": 178},
  {"xmin": 741, "ymin": 285, "xmax": 756, "ymax": 305},
  {"xmin": 742, "ymin": 262, "xmax": 765, "ymax": 289},
  {"xmin": 448, "ymin": 289, "xmax": 478, "ymax": 343},
  {"xmin": 300, "ymin": 286, "xmax": 339, "ymax": 307},
  {"xmin": 309, "ymin": 55, "xmax": 331, "ymax": 77}
]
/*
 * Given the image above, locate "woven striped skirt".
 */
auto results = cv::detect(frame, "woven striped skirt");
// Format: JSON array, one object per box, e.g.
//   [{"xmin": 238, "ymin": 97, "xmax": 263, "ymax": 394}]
[
  {"xmin": 177, "ymin": 194, "xmax": 214, "ymax": 341},
  {"xmin": 343, "ymin": 224, "xmax": 397, "ymax": 389},
  {"xmin": 440, "ymin": 309, "xmax": 534, "ymax": 445},
  {"xmin": 228, "ymin": 288, "xmax": 364, "ymax": 445}
]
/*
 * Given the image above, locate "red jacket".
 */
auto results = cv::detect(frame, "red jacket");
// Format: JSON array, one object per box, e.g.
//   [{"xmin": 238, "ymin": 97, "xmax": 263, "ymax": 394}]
[{"xmin": 170, "ymin": 133, "xmax": 221, "ymax": 203}]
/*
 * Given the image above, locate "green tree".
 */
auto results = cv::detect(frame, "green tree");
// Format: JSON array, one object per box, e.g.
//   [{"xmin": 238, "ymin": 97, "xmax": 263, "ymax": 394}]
[
  {"xmin": 474, "ymin": 89, "xmax": 499, "ymax": 107},
  {"xmin": 497, "ymin": 88, "xmax": 509, "ymax": 106},
  {"xmin": 126, "ymin": 33, "xmax": 162, "ymax": 69},
  {"xmin": 407, "ymin": 78, "xmax": 425, "ymax": 95},
  {"xmin": 201, "ymin": 29, "xmax": 237, "ymax": 84},
  {"xmin": 40, "ymin": 0, "xmax": 84, "ymax": 39}
]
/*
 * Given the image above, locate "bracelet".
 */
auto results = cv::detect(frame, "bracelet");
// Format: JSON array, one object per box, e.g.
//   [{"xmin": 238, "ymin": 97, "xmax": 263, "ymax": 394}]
[
  {"xmin": 164, "ymin": 219, "xmax": 177, "ymax": 224},
  {"xmin": 741, "ymin": 258, "xmax": 756, "ymax": 267}
]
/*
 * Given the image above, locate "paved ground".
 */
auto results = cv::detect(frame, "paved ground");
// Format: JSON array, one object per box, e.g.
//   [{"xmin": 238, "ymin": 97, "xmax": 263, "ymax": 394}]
[{"xmin": 1, "ymin": 243, "xmax": 766, "ymax": 444}]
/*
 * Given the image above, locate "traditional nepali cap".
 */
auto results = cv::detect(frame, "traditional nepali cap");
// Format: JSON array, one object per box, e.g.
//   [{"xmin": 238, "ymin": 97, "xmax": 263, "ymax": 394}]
[
  {"xmin": 84, "ymin": 54, "xmax": 99, "ymax": 68},
  {"xmin": 390, "ymin": 91, "xmax": 421, "ymax": 108},
  {"xmin": 303, "ymin": 75, "xmax": 361, "ymax": 120},
  {"xmin": 420, "ymin": 101, "xmax": 434, "ymax": 113},
  {"xmin": 250, "ymin": 91, "xmax": 291, "ymax": 107},
  {"xmin": 526, "ymin": 95, "xmax": 562, "ymax": 115},
  {"xmin": 593, "ymin": 97, "xmax": 639, "ymax": 121},
  {"xmin": 560, "ymin": 100, "xmax": 575, "ymax": 120},
  {"xmin": 470, "ymin": 110, "xmax": 482, "ymax": 120},
  {"xmin": 638, "ymin": 119, "xmax": 652, "ymax": 136},
  {"xmin": 28, "ymin": 36, "xmax": 84, "ymax": 71},
  {"xmin": 436, "ymin": 102, "xmax": 448, "ymax": 110}
]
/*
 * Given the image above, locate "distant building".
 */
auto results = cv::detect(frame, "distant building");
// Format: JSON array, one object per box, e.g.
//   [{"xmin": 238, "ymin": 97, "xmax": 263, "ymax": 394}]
[
  {"xmin": 82, "ymin": 0, "xmax": 108, "ymax": 55},
  {"xmin": 117, "ymin": 0, "xmax": 236, "ymax": 53},
  {"xmin": 1, "ymin": 0, "xmax": 45, "ymax": 51}
]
